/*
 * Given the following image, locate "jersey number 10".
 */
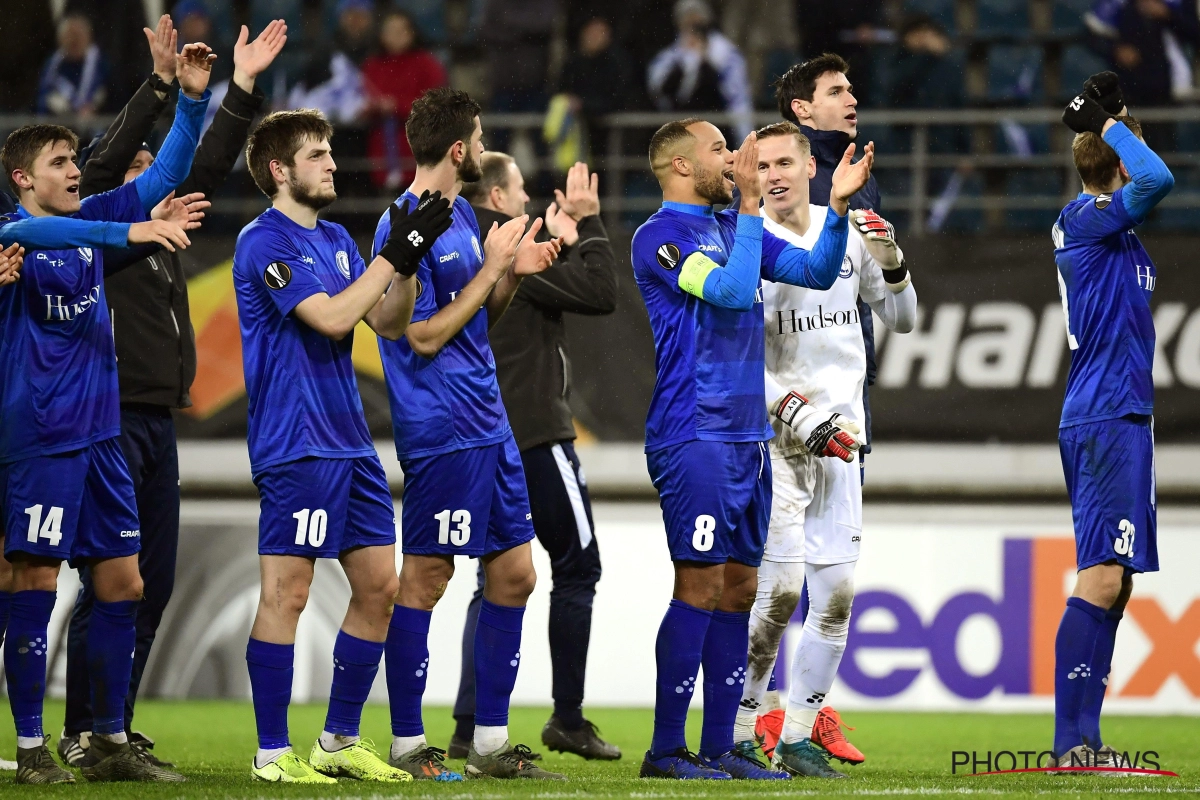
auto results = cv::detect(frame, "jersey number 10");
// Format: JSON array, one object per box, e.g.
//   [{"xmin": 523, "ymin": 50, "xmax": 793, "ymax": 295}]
[{"xmin": 293, "ymin": 508, "xmax": 329, "ymax": 548}]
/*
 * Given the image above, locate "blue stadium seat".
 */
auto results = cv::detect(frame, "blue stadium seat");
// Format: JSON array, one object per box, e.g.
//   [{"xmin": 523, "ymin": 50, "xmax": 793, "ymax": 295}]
[
  {"xmin": 1004, "ymin": 169, "xmax": 1062, "ymax": 230},
  {"xmin": 902, "ymin": 0, "xmax": 957, "ymax": 32},
  {"xmin": 927, "ymin": 168, "xmax": 984, "ymax": 233},
  {"xmin": 1058, "ymin": 44, "xmax": 1110, "ymax": 101},
  {"xmin": 1145, "ymin": 165, "xmax": 1200, "ymax": 230},
  {"xmin": 976, "ymin": 0, "xmax": 1029, "ymax": 36},
  {"xmin": 1052, "ymin": 0, "xmax": 1093, "ymax": 36},
  {"xmin": 987, "ymin": 45, "xmax": 1044, "ymax": 104},
  {"xmin": 760, "ymin": 48, "xmax": 801, "ymax": 110}
]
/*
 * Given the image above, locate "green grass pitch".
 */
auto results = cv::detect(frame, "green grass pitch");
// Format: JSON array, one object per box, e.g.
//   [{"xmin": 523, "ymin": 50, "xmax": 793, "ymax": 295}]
[{"xmin": 0, "ymin": 701, "xmax": 1195, "ymax": 797}]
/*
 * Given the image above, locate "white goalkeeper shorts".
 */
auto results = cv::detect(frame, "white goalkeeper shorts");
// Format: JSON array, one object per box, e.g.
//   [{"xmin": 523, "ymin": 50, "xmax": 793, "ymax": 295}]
[{"xmin": 763, "ymin": 451, "xmax": 861, "ymax": 565}]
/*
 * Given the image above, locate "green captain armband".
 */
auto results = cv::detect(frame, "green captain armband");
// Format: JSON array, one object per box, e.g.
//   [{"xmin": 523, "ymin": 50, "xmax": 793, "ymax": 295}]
[{"xmin": 677, "ymin": 251, "xmax": 720, "ymax": 299}]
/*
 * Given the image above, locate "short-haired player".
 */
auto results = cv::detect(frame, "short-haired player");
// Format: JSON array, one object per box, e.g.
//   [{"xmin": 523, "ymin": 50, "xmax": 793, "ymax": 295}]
[
  {"xmin": 632, "ymin": 118, "xmax": 871, "ymax": 780},
  {"xmin": 732, "ymin": 122, "xmax": 917, "ymax": 777},
  {"xmin": 371, "ymin": 88, "xmax": 567, "ymax": 781},
  {"xmin": 1050, "ymin": 73, "xmax": 1172, "ymax": 769},
  {"xmin": 236, "ymin": 108, "xmax": 453, "ymax": 784}
]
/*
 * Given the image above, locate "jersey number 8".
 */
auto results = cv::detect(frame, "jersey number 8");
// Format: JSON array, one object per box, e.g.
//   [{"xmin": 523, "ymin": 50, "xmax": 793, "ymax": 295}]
[
  {"xmin": 435, "ymin": 509, "xmax": 472, "ymax": 546},
  {"xmin": 693, "ymin": 514, "xmax": 716, "ymax": 552},
  {"xmin": 293, "ymin": 508, "xmax": 328, "ymax": 548}
]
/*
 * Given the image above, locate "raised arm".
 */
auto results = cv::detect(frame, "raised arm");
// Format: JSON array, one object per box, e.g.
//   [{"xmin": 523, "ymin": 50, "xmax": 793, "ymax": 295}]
[
  {"xmin": 1103, "ymin": 121, "xmax": 1174, "ymax": 223},
  {"xmin": 767, "ymin": 208, "xmax": 849, "ymax": 291},
  {"xmin": 485, "ymin": 217, "xmax": 562, "ymax": 325},
  {"xmin": 0, "ymin": 216, "xmax": 189, "ymax": 252},
  {"xmin": 131, "ymin": 43, "xmax": 215, "ymax": 211}
]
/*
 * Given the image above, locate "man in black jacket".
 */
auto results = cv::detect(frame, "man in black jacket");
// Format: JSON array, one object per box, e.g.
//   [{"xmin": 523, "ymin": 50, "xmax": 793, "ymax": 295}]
[
  {"xmin": 446, "ymin": 155, "xmax": 621, "ymax": 760},
  {"xmin": 57, "ymin": 16, "xmax": 287, "ymax": 767}
]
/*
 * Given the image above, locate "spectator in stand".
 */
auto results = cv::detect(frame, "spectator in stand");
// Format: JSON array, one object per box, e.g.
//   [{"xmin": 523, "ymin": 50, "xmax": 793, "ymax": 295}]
[
  {"xmin": 481, "ymin": 0, "xmax": 558, "ymax": 113},
  {"xmin": 0, "ymin": 2, "xmax": 55, "ymax": 112},
  {"xmin": 362, "ymin": 10, "xmax": 447, "ymax": 189},
  {"xmin": 560, "ymin": 17, "xmax": 633, "ymax": 121},
  {"xmin": 1087, "ymin": 0, "xmax": 1200, "ymax": 106},
  {"xmin": 289, "ymin": 0, "xmax": 377, "ymax": 122},
  {"xmin": 889, "ymin": 15, "xmax": 963, "ymax": 110},
  {"xmin": 37, "ymin": 13, "xmax": 108, "ymax": 117},
  {"xmin": 175, "ymin": 1, "xmax": 234, "ymax": 86},
  {"xmin": 647, "ymin": 0, "xmax": 753, "ymax": 138}
]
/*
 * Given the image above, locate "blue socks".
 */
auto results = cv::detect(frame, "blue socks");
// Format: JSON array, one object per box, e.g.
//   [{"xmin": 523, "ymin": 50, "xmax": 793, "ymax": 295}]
[
  {"xmin": 474, "ymin": 599, "xmax": 525, "ymax": 727},
  {"xmin": 700, "ymin": 609, "xmax": 750, "ymax": 758},
  {"xmin": 88, "ymin": 600, "xmax": 138, "ymax": 735},
  {"xmin": 385, "ymin": 604, "xmax": 432, "ymax": 737},
  {"xmin": 247, "ymin": 638, "xmax": 293, "ymax": 749},
  {"xmin": 651, "ymin": 599, "xmax": 712, "ymax": 758},
  {"xmin": 4, "ymin": 590, "xmax": 57, "ymax": 740},
  {"xmin": 325, "ymin": 631, "xmax": 384, "ymax": 737},
  {"xmin": 0, "ymin": 591, "xmax": 12, "ymax": 645},
  {"xmin": 1053, "ymin": 596, "xmax": 1106, "ymax": 756},
  {"xmin": 1079, "ymin": 608, "xmax": 1122, "ymax": 749}
]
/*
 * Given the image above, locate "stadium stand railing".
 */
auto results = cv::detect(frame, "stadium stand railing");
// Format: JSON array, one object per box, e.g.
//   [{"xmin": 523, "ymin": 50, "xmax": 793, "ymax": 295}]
[{"xmin": 4, "ymin": 107, "xmax": 1200, "ymax": 235}]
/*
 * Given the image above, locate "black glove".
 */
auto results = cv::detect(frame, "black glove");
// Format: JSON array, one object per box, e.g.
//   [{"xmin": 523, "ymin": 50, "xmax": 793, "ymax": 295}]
[
  {"xmin": 1063, "ymin": 92, "xmax": 1113, "ymax": 136},
  {"xmin": 1084, "ymin": 71, "xmax": 1124, "ymax": 115},
  {"xmin": 377, "ymin": 190, "xmax": 453, "ymax": 277}
]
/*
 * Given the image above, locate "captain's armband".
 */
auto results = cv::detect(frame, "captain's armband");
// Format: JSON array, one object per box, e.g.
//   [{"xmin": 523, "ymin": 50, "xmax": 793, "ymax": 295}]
[{"xmin": 677, "ymin": 252, "xmax": 720, "ymax": 299}]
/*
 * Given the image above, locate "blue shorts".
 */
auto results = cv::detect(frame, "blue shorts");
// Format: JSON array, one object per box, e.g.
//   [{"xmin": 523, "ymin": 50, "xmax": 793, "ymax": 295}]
[
  {"xmin": 0, "ymin": 438, "xmax": 141, "ymax": 567},
  {"xmin": 1060, "ymin": 416, "xmax": 1158, "ymax": 574},
  {"xmin": 647, "ymin": 440, "xmax": 771, "ymax": 566},
  {"xmin": 400, "ymin": 436, "xmax": 535, "ymax": 558},
  {"xmin": 255, "ymin": 456, "xmax": 396, "ymax": 558}
]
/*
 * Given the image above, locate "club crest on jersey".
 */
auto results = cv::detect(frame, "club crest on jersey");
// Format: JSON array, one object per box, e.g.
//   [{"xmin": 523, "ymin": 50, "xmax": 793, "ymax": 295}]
[
  {"xmin": 839, "ymin": 255, "xmax": 853, "ymax": 279},
  {"xmin": 1096, "ymin": 193, "xmax": 1113, "ymax": 209},
  {"xmin": 336, "ymin": 250, "xmax": 350, "ymax": 279},
  {"xmin": 77, "ymin": 247, "xmax": 93, "ymax": 264},
  {"xmin": 657, "ymin": 243, "xmax": 681, "ymax": 270},
  {"xmin": 263, "ymin": 261, "xmax": 292, "ymax": 290},
  {"xmin": 471, "ymin": 235, "xmax": 482, "ymax": 262}
]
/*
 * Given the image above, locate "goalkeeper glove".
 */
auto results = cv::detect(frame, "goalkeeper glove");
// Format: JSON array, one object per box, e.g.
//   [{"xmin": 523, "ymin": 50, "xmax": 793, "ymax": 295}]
[
  {"xmin": 1063, "ymin": 92, "xmax": 1113, "ymax": 136},
  {"xmin": 377, "ymin": 190, "xmax": 453, "ymax": 277},
  {"xmin": 1084, "ymin": 71, "xmax": 1125, "ymax": 115},
  {"xmin": 773, "ymin": 390, "xmax": 862, "ymax": 462},
  {"xmin": 850, "ymin": 209, "xmax": 909, "ymax": 291}
]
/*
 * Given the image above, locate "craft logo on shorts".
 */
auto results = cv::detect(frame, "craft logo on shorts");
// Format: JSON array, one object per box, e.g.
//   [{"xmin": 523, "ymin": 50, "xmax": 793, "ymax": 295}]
[
  {"xmin": 471, "ymin": 235, "xmax": 482, "ymax": 262},
  {"xmin": 336, "ymin": 250, "xmax": 350, "ymax": 279},
  {"xmin": 657, "ymin": 243, "xmax": 681, "ymax": 270},
  {"xmin": 264, "ymin": 261, "xmax": 292, "ymax": 290},
  {"xmin": 839, "ymin": 255, "xmax": 853, "ymax": 279}
]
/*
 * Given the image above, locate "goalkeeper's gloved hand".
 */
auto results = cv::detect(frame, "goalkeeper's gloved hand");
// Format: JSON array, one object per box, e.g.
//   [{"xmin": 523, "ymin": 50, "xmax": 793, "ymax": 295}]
[
  {"xmin": 1063, "ymin": 92, "xmax": 1113, "ymax": 136},
  {"xmin": 377, "ymin": 190, "xmax": 453, "ymax": 277},
  {"xmin": 1084, "ymin": 71, "xmax": 1125, "ymax": 116},
  {"xmin": 850, "ymin": 209, "xmax": 909, "ymax": 291},
  {"xmin": 773, "ymin": 390, "xmax": 862, "ymax": 462}
]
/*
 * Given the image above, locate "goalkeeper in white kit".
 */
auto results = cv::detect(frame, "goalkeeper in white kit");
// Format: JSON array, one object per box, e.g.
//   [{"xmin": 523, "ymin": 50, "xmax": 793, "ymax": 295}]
[{"xmin": 733, "ymin": 122, "xmax": 917, "ymax": 778}]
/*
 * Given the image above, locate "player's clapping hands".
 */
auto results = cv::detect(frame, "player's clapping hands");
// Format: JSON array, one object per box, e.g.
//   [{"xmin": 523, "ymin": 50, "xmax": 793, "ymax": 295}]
[
  {"xmin": 830, "ymin": 141, "xmax": 875, "ymax": 215},
  {"xmin": 851, "ymin": 209, "xmax": 904, "ymax": 270},
  {"xmin": 0, "ymin": 243, "xmax": 24, "ymax": 287},
  {"xmin": 143, "ymin": 14, "xmax": 178, "ymax": 85},
  {"xmin": 152, "ymin": 191, "xmax": 210, "ymax": 231},
  {"xmin": 127, "ymin": 219, "xmax": 191, "ymax": 253},
  {"xmin": 177, "ymin": 42, "xmax": 217, "ymax": 99},
  {"xmin": 732, "ymin": 131, "xmax": 761, "ymax": 211},
  {"xmin": 513, "ymin": 218, "xmax": 563, "ymax": 276},
  {"xmin": 545, "ymin": 162, "xmax": 601, "ymax": 246},
  {"xmin": 379, "ymin": 190, "xmax": 453, "ymax": 277}
]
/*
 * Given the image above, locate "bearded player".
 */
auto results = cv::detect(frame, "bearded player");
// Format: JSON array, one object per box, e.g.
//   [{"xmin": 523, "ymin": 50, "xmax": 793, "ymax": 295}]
[
  {"xmin": 731, "ymin": 122, "xmax": 916, "ymax": 778},
  {"xmin": 632, "ymin": 118, "xmax": 871, "ymax": 780}
]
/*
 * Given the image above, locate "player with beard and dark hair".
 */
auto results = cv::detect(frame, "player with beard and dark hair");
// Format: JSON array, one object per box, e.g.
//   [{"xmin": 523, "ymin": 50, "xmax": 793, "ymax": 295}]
[
  {"xmin": 235, "ymin": 108, "xmax": 455, "ymax": 784},
  {"xmin": 631, "ymin": 118, "xmax": 871, "ymax": 780},
  {"xmin": 371, "ymin": 88, "xmax": 567, "ymax": 781}
]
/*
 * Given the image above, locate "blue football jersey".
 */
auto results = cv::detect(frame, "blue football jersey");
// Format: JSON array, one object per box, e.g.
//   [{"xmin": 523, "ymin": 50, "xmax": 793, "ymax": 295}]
[
  {"xmin": 631, "ymin": 204, "xmax": 791, "ymax": 452},
  {"xmin": 0, "ymin": 182, "xmax": 144, "ymax": 463},
  {"xmin": 372, "ymin": 193, "xmax": 510, "ymax": 460},
  {"xmin": 233, "ymin": 208, "xmax": 376, "ymax": 473},
  {"xmin": 1053, "ymin": 187, "xmax": 1156, "ymax": 427}
]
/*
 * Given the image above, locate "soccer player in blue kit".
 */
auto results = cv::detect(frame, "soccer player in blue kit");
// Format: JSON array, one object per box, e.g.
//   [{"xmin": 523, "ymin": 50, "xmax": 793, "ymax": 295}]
[
  {"xmin": 233, "ymin": 109, "xmax": 454, "ymax": 784},
  {"xmin": 0, "ymin": 43, "xmax": 217, "ymax": 784},
  {"xmin": 631, "ymin": 118, "xmax": 873, "ymax": 780},
  {"xmin": 1050, "ymin": 74, "xmax": 1173, "ymax": 769},
  {"xmin": 370, "ymin": 88, "xmax": 566, "ymax": 781}
]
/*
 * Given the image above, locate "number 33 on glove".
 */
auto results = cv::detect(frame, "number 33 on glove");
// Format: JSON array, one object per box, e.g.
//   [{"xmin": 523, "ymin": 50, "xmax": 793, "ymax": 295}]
[{"xmin": 773, "ymin": 390, "xmax": 863, "ymax": 462}]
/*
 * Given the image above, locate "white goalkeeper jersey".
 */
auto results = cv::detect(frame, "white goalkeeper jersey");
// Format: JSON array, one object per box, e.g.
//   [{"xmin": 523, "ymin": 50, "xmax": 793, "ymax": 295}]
[{"xmin": 763, "ymin": 205, "xmax": 914, "ymax": 459}]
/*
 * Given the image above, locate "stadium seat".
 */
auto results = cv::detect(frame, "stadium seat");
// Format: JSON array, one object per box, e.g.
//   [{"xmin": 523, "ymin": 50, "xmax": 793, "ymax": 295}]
[
  {"xmin": 1145, "ymin": 164, "xmax": 1200, "ymax": 230},
  {"xmin": 1058, "ymin": 44, "xmax": 1110, "ymax": 101},
  {"xmin": 975, "ymin": 0, "xmax": 1029, "ymax": 37},
  {"xmin": 1051, "ymin": 0, "xmax": 1093, "ymax": 36},
  {"xmin": 902, "ymin": 0, "xmax": 957, "ymax": 32},
  {"xmin": 760, "ymin": 48, "xmax": 802, "ymax": 110},
  {"xmin": 986, "ymin": 44, "xmax": 1044, "ymax": 104},
  {"xmin": 1004, "ymin": 169, "xmax": 1062, "ymax": 230}
]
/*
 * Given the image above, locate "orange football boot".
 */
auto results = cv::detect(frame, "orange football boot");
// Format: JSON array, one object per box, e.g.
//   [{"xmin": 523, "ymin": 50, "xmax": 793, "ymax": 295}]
[
  {"xmin": 811, "ymin": 707, "xmax": 865, "ymax": 764},
  {"xmin": 754, "ymin": 709, "xmax": 784, "ymax": 760}
]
